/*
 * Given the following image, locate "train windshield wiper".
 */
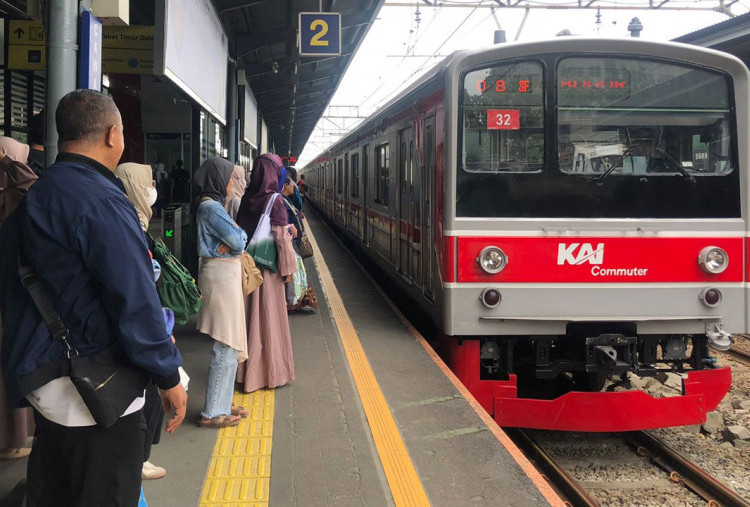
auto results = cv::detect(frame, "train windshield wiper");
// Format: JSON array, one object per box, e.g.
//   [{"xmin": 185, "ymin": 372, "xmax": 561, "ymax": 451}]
[
  {"xmin": 655, "ymin": 148, "xmax": 696, "ymax": 183},
  {"xmin": 588, "ymin": 149, "xmax": 632, "ymax": 183}
]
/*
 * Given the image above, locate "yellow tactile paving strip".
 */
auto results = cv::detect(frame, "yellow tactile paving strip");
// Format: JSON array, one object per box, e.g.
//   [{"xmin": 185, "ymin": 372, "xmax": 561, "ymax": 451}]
[
  {"xmin": 305, "ymin": 219, "xmax": 431, "ymax": 507},
  {"xmin": 199, "ymin": 389, "xmax": 275, "ymax": 507}
]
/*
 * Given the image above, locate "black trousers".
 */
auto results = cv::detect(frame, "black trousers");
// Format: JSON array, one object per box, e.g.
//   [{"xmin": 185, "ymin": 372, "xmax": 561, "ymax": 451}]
[
  {"xmin": 142, "ymin": 383, "xmax": 163, "ymax": 461},
  {"xmin": 27, "ymin": 410, "xmax": 144, "ymax": 507}
]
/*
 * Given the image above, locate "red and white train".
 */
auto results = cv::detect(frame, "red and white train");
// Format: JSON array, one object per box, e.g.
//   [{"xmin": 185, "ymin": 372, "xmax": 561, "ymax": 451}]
[{"xmin": 303, "ymin": 38, "xmax": 748, "ymax": 432}]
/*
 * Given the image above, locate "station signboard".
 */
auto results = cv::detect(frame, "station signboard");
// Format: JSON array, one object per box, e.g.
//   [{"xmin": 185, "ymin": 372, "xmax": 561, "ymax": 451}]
[
  {"xmin": 79, "ymin": 11, "xmax": 103, "ymax": 91},
  {"xmin": 8, "ymin": 20, "xmax": 45, "ymax": 71},
  {"xmin": 299, "ymin": 12, "xmax": 341, "ymax": 57},
  {"xmin": 102, "ymin": 26, "xmax": 155, "ymax": 74},
  {"xmin": 6, "ymin": 21, "xmax": 155, "ymax": 75}
]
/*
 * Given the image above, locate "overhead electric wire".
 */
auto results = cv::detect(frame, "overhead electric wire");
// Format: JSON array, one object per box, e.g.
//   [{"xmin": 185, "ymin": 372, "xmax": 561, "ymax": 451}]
[{"xmin": 367, "ymin": 1, "xmax": 484, "ymax": 113}]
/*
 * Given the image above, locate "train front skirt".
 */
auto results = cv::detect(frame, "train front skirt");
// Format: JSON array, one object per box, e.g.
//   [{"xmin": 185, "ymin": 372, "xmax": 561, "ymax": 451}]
[{"xmin": 447, "ymin": 338, "xmax": 732, "ymax": 432}]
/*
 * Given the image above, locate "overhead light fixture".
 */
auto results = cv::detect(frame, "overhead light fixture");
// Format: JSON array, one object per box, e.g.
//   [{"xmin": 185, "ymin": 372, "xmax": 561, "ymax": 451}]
[{"xmin": 272, "ymin": 62, "xmax": 279, "ymax": 74}]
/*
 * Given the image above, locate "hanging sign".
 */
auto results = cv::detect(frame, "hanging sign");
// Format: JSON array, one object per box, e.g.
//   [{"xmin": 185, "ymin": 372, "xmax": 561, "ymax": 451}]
[
  {"xmin": 299, "ymin": 12, "xmax": 341, "ymax": 57},
  {"xmin": 8, "ymin": 21, "xmax": 45, "ymax": 70}
]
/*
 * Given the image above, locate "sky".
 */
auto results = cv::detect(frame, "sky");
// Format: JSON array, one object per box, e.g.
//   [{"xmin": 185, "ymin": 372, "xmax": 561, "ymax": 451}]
[{"xmin": 296, "ymin": 1, "xmax": 750, "ymax": 167}]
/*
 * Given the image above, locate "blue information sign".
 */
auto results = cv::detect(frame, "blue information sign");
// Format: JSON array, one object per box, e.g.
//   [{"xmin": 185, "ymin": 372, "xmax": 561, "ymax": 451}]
[
  {"xmin": 299, "ymin": 12, "xmax": 341, "ymax": 57},
  {"xmin": 79, "ymin": 11, "xmax": 102, "ymax": 91}
]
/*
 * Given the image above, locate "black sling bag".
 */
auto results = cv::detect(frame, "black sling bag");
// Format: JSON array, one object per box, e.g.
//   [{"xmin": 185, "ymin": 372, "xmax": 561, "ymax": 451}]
[{"xmin": 17, "ymin": 254, "xmax": 149, "ymax": 428}]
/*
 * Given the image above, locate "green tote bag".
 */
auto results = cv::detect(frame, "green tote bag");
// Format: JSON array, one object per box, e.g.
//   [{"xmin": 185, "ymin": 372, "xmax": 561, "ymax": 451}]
[{"xmin": 246, "ymin": 193, "xmax": 280, "ymax": 273}]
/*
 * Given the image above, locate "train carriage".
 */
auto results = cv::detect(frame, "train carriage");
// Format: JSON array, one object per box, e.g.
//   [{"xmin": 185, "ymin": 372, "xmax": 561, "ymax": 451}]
[{"xmin": 303, "ymin": 38, "xmax": 748, "ymax": 432}]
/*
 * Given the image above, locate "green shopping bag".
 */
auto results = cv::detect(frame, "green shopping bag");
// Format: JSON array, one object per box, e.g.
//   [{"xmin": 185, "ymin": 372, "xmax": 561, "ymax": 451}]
[{"xmin": 246, "ymin": 193, "xmax": 280, "ymax": 273}]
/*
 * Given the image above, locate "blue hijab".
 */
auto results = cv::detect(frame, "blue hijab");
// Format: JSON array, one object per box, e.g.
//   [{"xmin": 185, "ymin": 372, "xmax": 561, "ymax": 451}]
[{"xmin": 278, "ymin": 166, "xmax": 288, "ymax": 192}]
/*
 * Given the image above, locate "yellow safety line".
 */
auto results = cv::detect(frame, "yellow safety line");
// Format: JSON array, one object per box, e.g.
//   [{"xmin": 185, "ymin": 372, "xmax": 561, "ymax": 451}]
[
  {"xmin": 305, "ymin": 219, "xmax": 431, "ymax": 507},
  {"xmin": 199, "ymin": 389, "xmax": 275, "ymax": 507}
]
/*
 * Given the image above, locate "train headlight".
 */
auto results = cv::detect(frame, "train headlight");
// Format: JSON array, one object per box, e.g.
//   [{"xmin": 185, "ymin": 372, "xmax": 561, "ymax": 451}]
[
  {"xmin": 477, "ymin": 246, "xmax": 507, "ymax": 274},
  {"xmin": 698, "ymin": 246, "xmax": 728, "ymax": 274}
]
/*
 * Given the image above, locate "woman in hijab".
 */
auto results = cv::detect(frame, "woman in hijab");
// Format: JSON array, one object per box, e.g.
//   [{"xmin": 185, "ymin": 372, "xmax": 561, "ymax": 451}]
[
  {"xmin": 235, "ymin": 154, "xmax": 297, "ymax": 393},
  {"xmin": 115, "ymin": 163, "xmax": 157, "ymax": 232},
  {"xmin": 116, "ymin": 163, "xmax": 177, "ymax": 480},
  {"xmin": 224, "ymin": 165, "xmax": 246, "ymax": 221},
  {"xmin": 0, "ymin": 137, "xmax": 35, "ymax": 460},
  {"xmin": 194, "ymin": 157, "xmax": 248, "ymax": 427}
]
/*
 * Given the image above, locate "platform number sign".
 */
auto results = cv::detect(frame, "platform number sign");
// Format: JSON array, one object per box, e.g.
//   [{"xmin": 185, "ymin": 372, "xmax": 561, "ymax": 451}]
[{"xmin": 299, "ymin": 12, "xmax": 341, "ymax": 57}]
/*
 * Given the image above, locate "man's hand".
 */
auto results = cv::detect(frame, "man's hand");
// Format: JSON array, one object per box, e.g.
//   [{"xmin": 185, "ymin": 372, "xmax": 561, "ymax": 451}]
[
  {"xmin": 217, "ymin": 243, "xmax": 231, "ymax": 255},
  {"xmin": 159, "ymin": 383, "xmax": 188, "ymax": 434}
]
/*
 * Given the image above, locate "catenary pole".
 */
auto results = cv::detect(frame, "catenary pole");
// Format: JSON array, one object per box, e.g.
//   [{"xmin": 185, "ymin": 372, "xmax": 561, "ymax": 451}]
[{"xmin": 45, "ymin": 0, "xmax": 78, "ymax": 165}]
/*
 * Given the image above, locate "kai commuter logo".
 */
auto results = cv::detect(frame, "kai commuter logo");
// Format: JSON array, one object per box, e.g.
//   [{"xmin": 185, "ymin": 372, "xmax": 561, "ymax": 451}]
[{"xmin": 557, "ymin": 243, "xmax": 604, "ymax": 265}]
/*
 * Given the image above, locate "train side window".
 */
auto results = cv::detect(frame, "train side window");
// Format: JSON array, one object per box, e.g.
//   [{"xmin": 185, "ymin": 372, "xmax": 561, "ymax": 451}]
[
  {"xmin": 460, "ymin": 60, "xmax": 544, "ymax": 173},
  {"xmin": 351, "ymin": 153, "xmax": 360, "ymax": 198},
  {"xmin": 375, "ymin": 143, "xmax": 389, "ymax": 206}
]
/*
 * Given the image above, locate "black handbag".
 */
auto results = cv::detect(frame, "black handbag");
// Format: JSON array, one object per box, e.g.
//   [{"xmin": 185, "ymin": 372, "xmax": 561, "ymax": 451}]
[{"xmin": 18, "ymin": 256, "xmax": 149, "ymax": 428}]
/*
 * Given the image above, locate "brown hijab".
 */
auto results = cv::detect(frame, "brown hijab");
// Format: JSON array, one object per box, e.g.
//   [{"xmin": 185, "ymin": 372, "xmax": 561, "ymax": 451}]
[{"xmin": 236, "ymin": 154, "xmax": 288, "ymax": 236}]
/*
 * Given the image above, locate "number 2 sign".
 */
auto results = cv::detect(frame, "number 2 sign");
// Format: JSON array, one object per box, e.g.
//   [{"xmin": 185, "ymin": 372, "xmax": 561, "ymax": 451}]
[
  {"xmin": 487, "ymin": 109, "xmax": 520, "ymax": 130},
  {"xmin": 299, "ymin": 13, "xmax": 341, "ymax": 57}
]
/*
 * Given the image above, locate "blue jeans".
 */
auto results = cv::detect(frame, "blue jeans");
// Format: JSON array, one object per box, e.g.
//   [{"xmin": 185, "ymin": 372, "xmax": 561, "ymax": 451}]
[{"xmin": 202, "ymin": 341, "xmax": 239, "ymax": 419}]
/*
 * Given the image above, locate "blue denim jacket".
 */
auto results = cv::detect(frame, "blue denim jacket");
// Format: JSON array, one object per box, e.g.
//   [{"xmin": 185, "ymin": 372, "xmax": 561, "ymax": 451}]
[{"xmin": 196, "ymin": 199, "xmax": 247, "ymax": 258}]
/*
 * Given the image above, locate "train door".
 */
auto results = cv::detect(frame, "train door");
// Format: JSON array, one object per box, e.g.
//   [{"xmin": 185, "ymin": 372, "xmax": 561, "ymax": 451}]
[
  {"xmin": 411, "ymin": 136, "xmax": 421, "ymax": 286},
  {"xmin": 344, "ymin": 153, "xmax": 350, "ymax": 230},
  {"xmin": 362, "ymin": 145, "xmax": 369, "ymax": 245},
  {"xmin": 398, "ymin": 127, "xmax": 413, "ymax": 279},
  {"xmin": 422, "ymin": 116, "xmax": 435, "ymax": 299}
]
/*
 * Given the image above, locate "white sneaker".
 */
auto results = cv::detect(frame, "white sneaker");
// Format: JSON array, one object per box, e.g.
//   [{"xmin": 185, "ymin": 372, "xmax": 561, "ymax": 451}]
[{"xmin": 142, "ymin": 461, "xmax": 166, "ymax": 480}]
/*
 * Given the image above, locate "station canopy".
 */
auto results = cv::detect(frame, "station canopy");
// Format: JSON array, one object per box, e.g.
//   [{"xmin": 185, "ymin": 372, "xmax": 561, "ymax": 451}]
[
  {"xmin": 0, "ymin": 0, "xmax": 383, "ymax": 160},
  {"xmin": 218, "ymin": 0, "xmax": 384, "ymax": 158}
]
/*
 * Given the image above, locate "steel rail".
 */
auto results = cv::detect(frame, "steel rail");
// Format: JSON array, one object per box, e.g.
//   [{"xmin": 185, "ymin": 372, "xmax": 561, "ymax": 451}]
[
  {"xmin": 505, "ymin": 428, "xmax": 598, "ymax": 507},
  {"xmin": 725, "ymin": 347, "xmax": 750, "ymax": 367},
  {"xmin": 627, "ymin": 431, "xmax": 750, "ymax": 507}
]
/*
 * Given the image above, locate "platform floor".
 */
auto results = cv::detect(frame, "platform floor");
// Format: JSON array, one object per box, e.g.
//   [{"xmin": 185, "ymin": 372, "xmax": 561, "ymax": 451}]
[{"xmin": 0, "ymin": 209, "xmax": 561, "ymax": 507}]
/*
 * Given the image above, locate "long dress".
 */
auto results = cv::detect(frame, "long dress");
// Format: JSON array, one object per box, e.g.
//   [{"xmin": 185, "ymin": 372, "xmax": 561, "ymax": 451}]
[{"xmin": 237, "ymin": 225, "xmax": 297, "ymax": 392}]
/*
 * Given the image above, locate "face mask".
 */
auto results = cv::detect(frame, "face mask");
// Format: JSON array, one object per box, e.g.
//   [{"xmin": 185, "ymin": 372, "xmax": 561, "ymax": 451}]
[{"xmin": 146, "ymin": 187, "xmax": 158, "ymax": 207}]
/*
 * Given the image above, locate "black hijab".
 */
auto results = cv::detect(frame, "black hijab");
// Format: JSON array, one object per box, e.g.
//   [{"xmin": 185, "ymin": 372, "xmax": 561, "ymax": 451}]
[{"xmin": 193, "ymin": 157, "xmax": 234, "ymax": 204}]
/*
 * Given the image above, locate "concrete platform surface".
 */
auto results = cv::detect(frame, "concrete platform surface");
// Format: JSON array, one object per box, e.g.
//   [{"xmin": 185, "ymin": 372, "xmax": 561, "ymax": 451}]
[{"xmin": 0, "ymin": 208, "xmax": 557, "ymax": 507}]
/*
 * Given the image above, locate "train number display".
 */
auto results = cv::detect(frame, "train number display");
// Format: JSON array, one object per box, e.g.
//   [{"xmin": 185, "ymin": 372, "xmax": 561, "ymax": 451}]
[{"xmin": 487, "ymin": 109, "xmax": 520, "ymax": 130}]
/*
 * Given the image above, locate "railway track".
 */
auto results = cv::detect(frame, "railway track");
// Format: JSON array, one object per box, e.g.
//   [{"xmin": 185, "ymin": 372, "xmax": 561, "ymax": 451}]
[
  {"xmin": 725, "ymin": 346, "xmax": 750, "ymax": 367},
  {"xmin": 507, "ymin": 428, "xmax": 750, "ymax": 507}
]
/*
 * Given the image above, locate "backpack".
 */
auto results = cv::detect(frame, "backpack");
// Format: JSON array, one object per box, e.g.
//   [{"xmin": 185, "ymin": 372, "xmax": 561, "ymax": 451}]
[
  {"xmin": 0, "ymin": 158, "xmax": 38, "ymax": 224},
  {"xmin": 147, "ymin": 233, "xmax": 202, "ymax": 325}
]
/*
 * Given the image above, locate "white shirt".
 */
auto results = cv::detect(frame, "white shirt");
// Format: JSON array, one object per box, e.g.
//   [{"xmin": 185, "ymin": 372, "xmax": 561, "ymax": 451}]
[{"xmin": 27, "ymin": 377, "xmax": 145, "ymax": 427}]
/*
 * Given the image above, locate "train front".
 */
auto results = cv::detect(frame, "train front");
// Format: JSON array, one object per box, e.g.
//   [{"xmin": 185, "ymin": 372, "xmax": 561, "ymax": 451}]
[{"xmin": 441, "ymin": 39, "xmax": 748, "ymax": 432}]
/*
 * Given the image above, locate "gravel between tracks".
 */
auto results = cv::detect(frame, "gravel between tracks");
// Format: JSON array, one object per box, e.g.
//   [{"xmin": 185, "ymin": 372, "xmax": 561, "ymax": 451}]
[{"xmin": 649, "ymin": 336, "xmax": 750, "ymax": 502}]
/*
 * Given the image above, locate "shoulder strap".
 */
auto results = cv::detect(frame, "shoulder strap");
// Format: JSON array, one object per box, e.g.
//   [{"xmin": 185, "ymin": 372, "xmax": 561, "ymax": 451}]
[
  {"xmin": 263, "ymin": 193, "xmax": 279, "ymax": 216},
  {"xmin": 17, "ymin": 249, "xmax": 78, "ymax": 358}
]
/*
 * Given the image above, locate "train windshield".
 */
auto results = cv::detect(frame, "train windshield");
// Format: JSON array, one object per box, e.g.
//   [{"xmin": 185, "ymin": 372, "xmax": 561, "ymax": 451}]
[
  {"xmin": 557, "ymin": 57, "xmax": 734, "ymax": 178},
  {"xmin": 461, "ymin": 61, "xmax": 544, "ymax": 173},
  {"xmin": 457, "ymin": 55, "xmax": 740, "ymax": 219}
]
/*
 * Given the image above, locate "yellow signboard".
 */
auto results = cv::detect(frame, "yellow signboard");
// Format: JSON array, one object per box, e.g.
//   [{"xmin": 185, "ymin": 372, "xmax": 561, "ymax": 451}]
[
  {"xmin": 9, "ymin": 21, "xmax": 45, "ymax": 45},
  {"xmin": 7, "ymin": 23, "xmax": 155, "ymax": 74},
  {"xmin": 8, "ymin": 21, "xmax": 45, "ymax": 70},
  {"xmin": 102, "ymin": 26, "xmax": 154, "ymax": 74},
  {"xmin": 102, "ymin": 49, "xmax": 154, "ymax": 74},
  {"xmin": 8, "ymin": 44, "xmax": 44, "ymax": 70},
  {"xmin": 102, "ymin": 26, "xmax": 154, "ymax": 50}
]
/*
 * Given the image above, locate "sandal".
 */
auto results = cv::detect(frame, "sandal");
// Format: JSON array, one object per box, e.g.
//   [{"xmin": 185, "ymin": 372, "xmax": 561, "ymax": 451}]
[
  {"xmin": 231, "ymin": 405, "xmax": 248, "ymax": 418},
  {"xmin": 198, "ymin": 414, "xmax": 241, "ymax": 428}
]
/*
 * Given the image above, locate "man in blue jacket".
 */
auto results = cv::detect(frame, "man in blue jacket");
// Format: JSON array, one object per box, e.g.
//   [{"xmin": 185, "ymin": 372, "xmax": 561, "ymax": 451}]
[{"xmin": 0, "ymin": 89, "xmax": 187, "ymax": 506}]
